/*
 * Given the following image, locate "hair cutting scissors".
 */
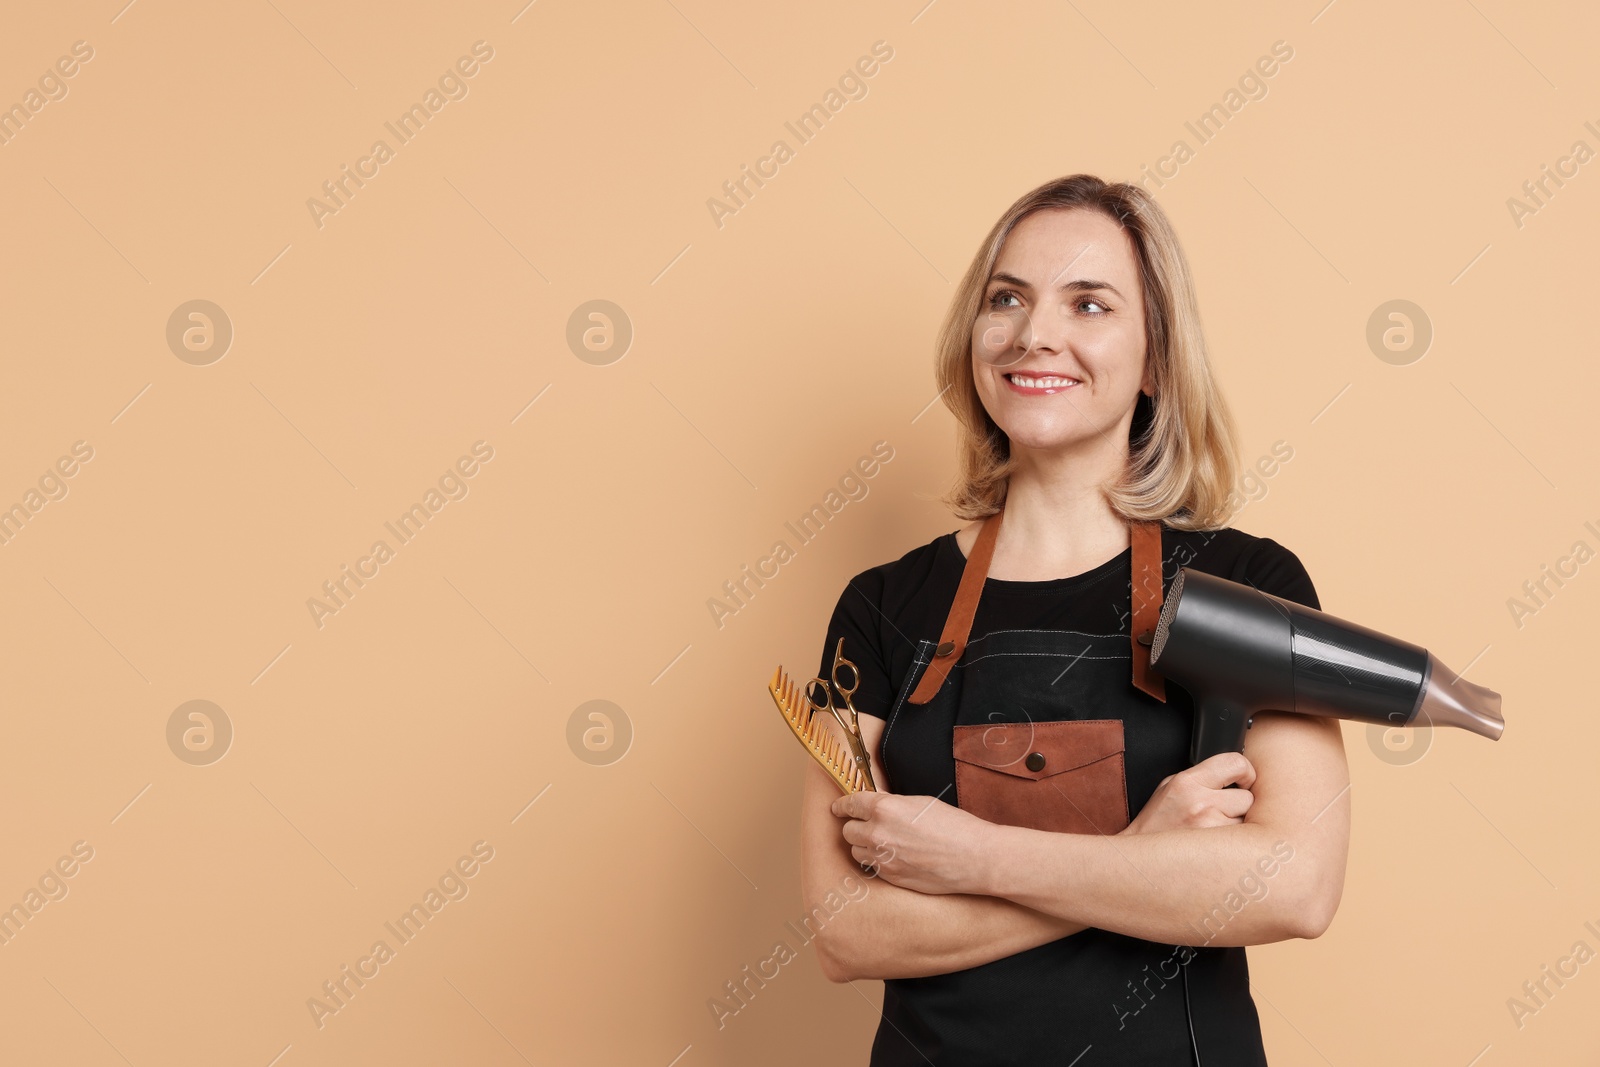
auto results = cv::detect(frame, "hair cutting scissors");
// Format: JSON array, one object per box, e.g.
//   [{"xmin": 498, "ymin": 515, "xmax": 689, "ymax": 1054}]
[{"xmin": 805, "ymin": 637, "xmax": 877, "ymax": 792}]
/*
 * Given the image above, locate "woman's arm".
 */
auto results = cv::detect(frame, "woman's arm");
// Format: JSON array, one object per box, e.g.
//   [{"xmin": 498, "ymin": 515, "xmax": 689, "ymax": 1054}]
[
  {"xmin": 986, "ymin": 712, "xmax": 1350, "ymax": 944},
  {"xmin": 801, "ymin": 714, "xmax": 1087, "ymax": 982},
  {"xmin": 835, "ymin": 711, "xmax": 1352, "ymax": 948}
]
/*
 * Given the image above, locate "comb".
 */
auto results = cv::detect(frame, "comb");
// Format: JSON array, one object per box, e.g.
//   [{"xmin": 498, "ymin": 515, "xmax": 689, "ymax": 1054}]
[{"xmin": 767, "ymin": 665, "xmax": 875, "ymax": 795}]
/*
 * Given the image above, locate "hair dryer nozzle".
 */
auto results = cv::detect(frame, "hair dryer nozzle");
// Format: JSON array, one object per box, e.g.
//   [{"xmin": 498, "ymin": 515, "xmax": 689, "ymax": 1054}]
[{"xmin": 1417, "ymin": 652, "xmax": 1504, "ymax": 741}]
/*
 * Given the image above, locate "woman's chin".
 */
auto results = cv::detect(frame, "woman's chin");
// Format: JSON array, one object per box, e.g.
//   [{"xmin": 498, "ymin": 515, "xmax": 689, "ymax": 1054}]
[{"xmin": 997, "ymin": 421, "xmax": 1100, "ymax": 455}]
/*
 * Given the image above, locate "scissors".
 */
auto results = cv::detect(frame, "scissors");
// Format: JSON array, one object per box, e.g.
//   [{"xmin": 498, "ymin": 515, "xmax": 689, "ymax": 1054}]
[{"xmin": 805, "ymin": 637, "xmax": 877, "ymax": 792}]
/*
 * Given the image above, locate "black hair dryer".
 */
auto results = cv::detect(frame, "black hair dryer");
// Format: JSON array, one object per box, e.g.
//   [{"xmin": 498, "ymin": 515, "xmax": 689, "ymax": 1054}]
[{"xmin": 1147, "ymin": 568, "xmax": 1505, "ymax": 765}]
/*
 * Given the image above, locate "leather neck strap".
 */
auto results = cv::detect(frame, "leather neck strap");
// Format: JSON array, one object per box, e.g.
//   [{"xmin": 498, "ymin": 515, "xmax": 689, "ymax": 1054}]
[{"xmin": 906, "ymin": 508, "xmax": 1167, "ymax": 705}]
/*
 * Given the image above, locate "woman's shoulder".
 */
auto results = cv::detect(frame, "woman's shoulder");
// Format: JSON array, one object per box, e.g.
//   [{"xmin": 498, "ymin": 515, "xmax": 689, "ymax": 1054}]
[
  {"xmin": 1165, "ymin": 522, "xmax": 1319, "ymax": 609},
  {"xmin": 844, "ymin": 528, "xmax": 959, "ymax": 590},
  {"xmin": 827, "ymin": 528, "xmax": 961, "ymax": 621}
]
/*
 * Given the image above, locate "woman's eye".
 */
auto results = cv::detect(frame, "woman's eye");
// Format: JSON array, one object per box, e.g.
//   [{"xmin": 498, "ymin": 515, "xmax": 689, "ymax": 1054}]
[
  {"xmin": 988, "ymin": 290, "xmax": 1020, "ymax": 308},
  {"xmin": 1079, "ymin": 299, "xmax": 1108, "ymax": 314}
]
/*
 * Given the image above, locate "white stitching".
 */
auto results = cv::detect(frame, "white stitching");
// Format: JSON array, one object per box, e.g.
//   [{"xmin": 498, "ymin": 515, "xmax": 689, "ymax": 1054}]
[
  {"xmin": 957, "ymin": 651, "xmax": 1129, "ymax": 667},
  {"xmin": 883, "ymin": 639, "xmax": 933, "ymax": 768},
  {"xmin": 968, "ymin": 627, "xmax": 1128, "ymax": 641}
]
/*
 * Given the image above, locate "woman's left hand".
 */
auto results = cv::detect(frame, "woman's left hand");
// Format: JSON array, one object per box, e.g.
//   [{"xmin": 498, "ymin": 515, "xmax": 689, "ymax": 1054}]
[{"xmin": 830, "ymin": 791, "xmax": 990, "ymax": 895}]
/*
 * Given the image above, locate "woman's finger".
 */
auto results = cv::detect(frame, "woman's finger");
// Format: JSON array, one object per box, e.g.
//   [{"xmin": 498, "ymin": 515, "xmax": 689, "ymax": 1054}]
[
  {"xmin": 1217, "ymin": 786, "xmax": 1255, "ymax": 821},
  {"xmin": 1189, "ymin": 751, "xmax": 1257, "ymax": 791}
]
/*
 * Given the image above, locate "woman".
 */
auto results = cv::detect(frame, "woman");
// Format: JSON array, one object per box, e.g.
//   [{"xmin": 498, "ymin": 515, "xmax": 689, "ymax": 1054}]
[{"xmin": 801, "ymin": 174, "xmax": 1351, "ymax": 1065}]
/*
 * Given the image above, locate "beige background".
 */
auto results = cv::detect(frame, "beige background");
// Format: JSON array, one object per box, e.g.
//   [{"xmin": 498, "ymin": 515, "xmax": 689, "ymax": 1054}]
[{"xmin": 0, "ymin": 0, "xmax": 1595, "ymax": 1063}]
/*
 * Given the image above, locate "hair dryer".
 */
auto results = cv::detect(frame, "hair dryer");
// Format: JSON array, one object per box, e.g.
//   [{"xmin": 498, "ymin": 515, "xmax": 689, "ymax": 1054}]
[{"xmin": 1146, "ymin": 568, "xmax": 1504, "ymax": 765}]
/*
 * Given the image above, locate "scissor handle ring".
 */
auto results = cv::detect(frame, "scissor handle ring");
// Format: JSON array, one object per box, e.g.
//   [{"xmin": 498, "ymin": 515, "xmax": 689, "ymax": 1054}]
[
  {"xmin": 803, "ymin": 677, "xmax": 834, "ymax": 713},
  {"xmin": 831, "ymin": 659, "xmax": 860, "ymax": 703},
  {"xmin": 830, "ymin": 638, "xmax": 861, "ymax": 701}
]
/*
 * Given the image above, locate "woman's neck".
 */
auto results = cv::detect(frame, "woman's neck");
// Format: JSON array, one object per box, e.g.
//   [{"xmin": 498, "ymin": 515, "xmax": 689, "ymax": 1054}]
[{"xmin": 984, "ymin": 451, "xmax": 1131, "ymax": 582}]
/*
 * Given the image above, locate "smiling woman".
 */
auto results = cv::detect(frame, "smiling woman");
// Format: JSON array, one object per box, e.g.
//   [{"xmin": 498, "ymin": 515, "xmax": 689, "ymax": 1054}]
[{"xmin": 799, "ymin": 174, "xmax": 1350, "ymax": 1067}]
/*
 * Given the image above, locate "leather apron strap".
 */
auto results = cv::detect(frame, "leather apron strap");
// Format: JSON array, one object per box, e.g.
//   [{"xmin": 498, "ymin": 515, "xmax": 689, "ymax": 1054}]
[
  {"xmin": 906, "ymin": 509, "xmax": 1167, "ymax": 706},
  {"xmin": 1129, "ymin": 519, "xmax": 1167, "ymax": 702}
]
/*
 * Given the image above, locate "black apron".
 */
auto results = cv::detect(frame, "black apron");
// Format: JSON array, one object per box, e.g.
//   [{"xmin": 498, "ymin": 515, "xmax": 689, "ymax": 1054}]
[{"xmin": 868, "ymin": 509, "xmax": 1269, "ymax": 1066}]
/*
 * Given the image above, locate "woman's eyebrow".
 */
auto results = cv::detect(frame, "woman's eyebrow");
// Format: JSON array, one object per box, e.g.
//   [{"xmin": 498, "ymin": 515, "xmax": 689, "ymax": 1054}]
[{"xmin": 987, "ymin": 272, "xmax": 1123, "ymax": 298}]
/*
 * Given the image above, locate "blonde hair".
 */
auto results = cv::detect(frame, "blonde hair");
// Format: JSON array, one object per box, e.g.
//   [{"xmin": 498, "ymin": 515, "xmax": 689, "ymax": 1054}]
[{"xmin": 936, "ymin": 174, "xmax": 1241, "ymax": 532}]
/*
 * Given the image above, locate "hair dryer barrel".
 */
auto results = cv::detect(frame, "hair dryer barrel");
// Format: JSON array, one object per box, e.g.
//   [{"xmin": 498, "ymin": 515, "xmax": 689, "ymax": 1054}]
[{"xmin": 1148, "ymin": 567, "xmax": 1504, "ymax": 765}]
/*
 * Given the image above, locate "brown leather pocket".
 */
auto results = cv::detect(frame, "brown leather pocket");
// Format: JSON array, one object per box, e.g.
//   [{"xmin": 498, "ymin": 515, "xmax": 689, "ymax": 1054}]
[{"xmin": 952, "ymin": 719, "xmax": 1130, "ymax": 835}]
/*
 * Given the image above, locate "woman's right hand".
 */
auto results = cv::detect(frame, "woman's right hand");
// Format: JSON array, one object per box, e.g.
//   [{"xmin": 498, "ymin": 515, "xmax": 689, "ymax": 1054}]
[{"xmin": 1121, "ymin": 751, "xmax": 1257, "ymax": 834}]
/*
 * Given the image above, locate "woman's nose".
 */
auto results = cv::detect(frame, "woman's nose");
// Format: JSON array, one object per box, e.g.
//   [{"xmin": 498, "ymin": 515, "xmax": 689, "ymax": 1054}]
[{"xmin": 1021, "ymin": 301, "xmax": 1076, "ymax": 356}]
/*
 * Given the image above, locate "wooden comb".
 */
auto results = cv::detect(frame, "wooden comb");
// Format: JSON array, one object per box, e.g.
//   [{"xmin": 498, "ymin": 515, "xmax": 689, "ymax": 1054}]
[{"xmin": 767, "ymin": 665, "xmax": 875, "ymax": 795}]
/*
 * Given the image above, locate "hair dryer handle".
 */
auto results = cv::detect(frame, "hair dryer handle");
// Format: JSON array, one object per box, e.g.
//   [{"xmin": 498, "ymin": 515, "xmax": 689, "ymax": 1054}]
[{"xmin": 1190, "ymin": 694, "xmax": 1252, "ymax": 766}]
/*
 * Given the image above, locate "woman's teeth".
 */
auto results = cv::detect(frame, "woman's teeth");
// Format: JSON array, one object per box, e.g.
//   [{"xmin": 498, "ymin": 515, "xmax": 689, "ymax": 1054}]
[{"xmin": 1007, "ymin": 374, "xmax": 1078, "ymax": 388}]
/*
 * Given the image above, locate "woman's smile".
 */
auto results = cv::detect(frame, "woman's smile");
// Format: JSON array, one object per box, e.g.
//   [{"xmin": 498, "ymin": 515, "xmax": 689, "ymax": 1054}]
[{"xmin": 1003, "ymin": 371, "xmax": 1081, "ymax": 395}]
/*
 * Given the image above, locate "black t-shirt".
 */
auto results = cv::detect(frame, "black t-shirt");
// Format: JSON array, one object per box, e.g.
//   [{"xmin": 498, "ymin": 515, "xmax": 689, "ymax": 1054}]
[{"xmin": 816, "ymin": 521, "xmax": 1320, "ymax": 1066}]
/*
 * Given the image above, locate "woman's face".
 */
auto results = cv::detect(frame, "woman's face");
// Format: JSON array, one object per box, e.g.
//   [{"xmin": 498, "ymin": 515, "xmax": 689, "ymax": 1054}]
[{"xmin": 970, "ymin": 207, "xmax": 1151, "ymax": 458}]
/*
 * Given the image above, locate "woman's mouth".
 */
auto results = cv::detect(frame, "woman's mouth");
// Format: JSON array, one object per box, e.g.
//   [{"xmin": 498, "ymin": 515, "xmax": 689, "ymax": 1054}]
[{"xmin": 1004, "ymin": 372, "xmax": 1080, "ymax": 395}]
